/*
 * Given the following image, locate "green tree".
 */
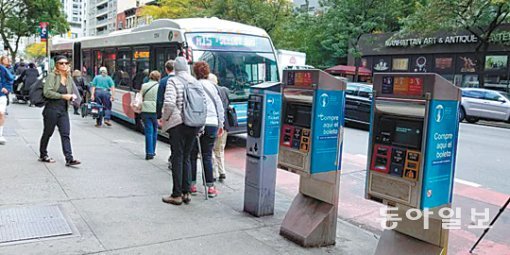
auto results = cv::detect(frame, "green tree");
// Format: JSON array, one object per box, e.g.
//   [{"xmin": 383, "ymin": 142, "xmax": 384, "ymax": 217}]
[
  {"xmin": 319, "ymin": 0, "xmax": 412, "ymax": 80},
  {"xmin": 142, "ymin": 0, "xmax": 292, "ymax": 47},
  {"xmin": 208, "ymin": 0, "xmax": 292, "ymax": 35},
  {"xmin": 402, "ymin": 0, "xmax": 510, "ymax": 87},
  {"xmin": 0, "ymin": 0, "xmax": 68, "ymax": 61},
  {"xmin": 275, "ymin": 11, "xmax": 330, "ymax": 68},
  {"xmin": 140, "ymin": 0, "xmax": 211, "ymax": 19}
]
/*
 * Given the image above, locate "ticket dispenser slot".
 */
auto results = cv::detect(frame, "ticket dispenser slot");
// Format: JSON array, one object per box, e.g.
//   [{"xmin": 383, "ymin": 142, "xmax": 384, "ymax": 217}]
[
  {"xmin": 278, "ymin": 69, "xmax": 346, "ymax": 247},
  {"xmin": 366, "ymin": 73, "xmax": 461, "ymax": 254}
]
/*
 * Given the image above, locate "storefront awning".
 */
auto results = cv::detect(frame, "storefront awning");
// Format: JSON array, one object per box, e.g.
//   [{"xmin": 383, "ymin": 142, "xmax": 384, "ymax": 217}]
[{"xmin": 325, "ymin": 65, "xmax": 372, "ymax": 76}]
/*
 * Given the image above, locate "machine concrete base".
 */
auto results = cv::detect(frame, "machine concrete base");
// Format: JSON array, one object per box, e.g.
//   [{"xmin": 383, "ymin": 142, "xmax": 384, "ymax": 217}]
[
  {"xmin": 374, "ymin": 230, "xmax": 446, "ymax": 255},
  {"xmin": 280, "ymin": 193, "xmax": 337, "ymax": 247}
]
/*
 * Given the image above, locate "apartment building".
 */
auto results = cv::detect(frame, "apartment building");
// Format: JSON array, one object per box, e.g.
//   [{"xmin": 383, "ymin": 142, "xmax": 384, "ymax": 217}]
[
  {"xmin": 86, "ymin": 0, "xmax": 118, "ymax": 36},
  {"xmin": 61, "ymin": 0, "xmax": 86, "ymax": 38}
]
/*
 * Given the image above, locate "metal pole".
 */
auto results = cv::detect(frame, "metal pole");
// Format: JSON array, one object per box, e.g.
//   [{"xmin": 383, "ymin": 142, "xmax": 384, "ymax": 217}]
[{"xmin": 469, "ymin": 197, "xmax": 510, "ymax": 253}]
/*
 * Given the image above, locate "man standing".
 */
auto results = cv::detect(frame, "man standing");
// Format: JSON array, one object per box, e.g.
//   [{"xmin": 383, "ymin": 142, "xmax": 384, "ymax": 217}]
[
  {"xmin": 157, "ymin": 60, "xmax": 175, "ymax": 163},
  {"xmin": 0, "ymin": 56, "xmax": 14, "ymax": 145},
  {"xmin": 157, "ymin": 60, "xmax": 175, "ymax": 120}
]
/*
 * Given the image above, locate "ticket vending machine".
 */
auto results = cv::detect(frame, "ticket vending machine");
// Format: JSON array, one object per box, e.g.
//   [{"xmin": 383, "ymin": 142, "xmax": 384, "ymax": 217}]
[
  {"xmin": 244, "ymin": 82, "xmax": 281, "ymax": 217},
  {"xmin": 278, "ymin": 69, "xmax": 346, "ymax": 247},
  {"xmin": 366, "ymin": 73, "xmax": 461, "ymax": 254}
]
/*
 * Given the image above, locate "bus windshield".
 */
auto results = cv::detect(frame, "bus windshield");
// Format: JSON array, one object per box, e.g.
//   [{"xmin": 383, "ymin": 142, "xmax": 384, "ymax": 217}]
[
  {"xmin": 193, "ymin": 51, "xmax": 278, "ymax": 101},
  {"xmin": 186, "ymin": 32, "xmax": 278, "ymax": 101}
]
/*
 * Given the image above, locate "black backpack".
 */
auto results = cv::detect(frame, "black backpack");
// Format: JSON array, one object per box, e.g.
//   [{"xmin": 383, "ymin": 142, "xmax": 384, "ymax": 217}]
[{"xmin": 29, "ymin": 78, "xmax": 46, "ymax": 107}]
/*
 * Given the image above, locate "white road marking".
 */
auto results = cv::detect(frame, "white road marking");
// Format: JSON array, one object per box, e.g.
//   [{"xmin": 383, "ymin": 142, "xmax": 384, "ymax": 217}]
[{"xmin": 454, "ymin": 178, "xmax": 482, "ymax": 188}]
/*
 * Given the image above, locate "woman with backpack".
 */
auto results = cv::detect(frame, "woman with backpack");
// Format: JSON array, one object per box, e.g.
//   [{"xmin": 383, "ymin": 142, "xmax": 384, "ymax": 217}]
[
  {"xmin": 38, "ymin": 55, "xmax": 80, "ymax": 166},
  {"xmin": 140, "ymin": 70, "xmax": 160, "ymax": 160},
  {"xmin": 161, "ymin": 57, "xmax": 201, "ymax": 206},
  {"xmin": 190, "ymin": 61, "xmax": 224, "ymax": 198}
]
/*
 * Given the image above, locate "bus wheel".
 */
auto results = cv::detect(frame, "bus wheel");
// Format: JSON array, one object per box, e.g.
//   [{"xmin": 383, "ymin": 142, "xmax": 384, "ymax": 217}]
[{"xmin": 135, "ymin": 114, "xmax": 145, "ymax": 133}]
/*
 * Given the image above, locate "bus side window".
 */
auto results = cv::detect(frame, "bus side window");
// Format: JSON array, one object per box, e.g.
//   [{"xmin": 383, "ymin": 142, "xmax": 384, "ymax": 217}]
[
  {"xmin": 82, "ymin": 50, "xmax": 93, "ymax": 83},
  {"xmin": 104, "ymin": 49, "xmax": 116, "ymax": 78},
  {"xmin": 115, "ymin": 49, "xmax": 132, "ymax": 90},
  {"xmin": 132, "ymin": 48, "xmax": 150, "ymax": 91}
]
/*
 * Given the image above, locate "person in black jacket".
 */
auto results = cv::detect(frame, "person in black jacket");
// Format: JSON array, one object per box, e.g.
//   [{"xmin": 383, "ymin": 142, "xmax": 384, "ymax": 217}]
[
  {"xmin": 16, "ymin": 63, "xmax": 40, "ymax": 104},
  {"xmin": 72, "ymin": 70, "xmax": 87, "ymax": 115}
]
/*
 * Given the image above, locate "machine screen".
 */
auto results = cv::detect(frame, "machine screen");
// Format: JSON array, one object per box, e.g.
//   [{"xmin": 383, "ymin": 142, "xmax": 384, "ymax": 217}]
[
  {"xmin": 285, "ymin": 104, "xmax": 312, "ymax": 128},
  {"xmin": 393, "ymin": 120, "xmax": 422, "ymax": 149}
]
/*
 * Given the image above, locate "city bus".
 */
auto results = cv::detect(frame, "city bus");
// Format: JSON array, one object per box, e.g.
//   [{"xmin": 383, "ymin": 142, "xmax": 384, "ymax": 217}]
[{"xmin": 50, "ymin": 17, "xmax": 280, "ymax": 133}]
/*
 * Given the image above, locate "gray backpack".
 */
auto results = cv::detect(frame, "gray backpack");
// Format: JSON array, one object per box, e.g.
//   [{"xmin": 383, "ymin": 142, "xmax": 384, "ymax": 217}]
[{"xmin": 176, "ymin": 76, "xmax": 207, "ymax": 127}]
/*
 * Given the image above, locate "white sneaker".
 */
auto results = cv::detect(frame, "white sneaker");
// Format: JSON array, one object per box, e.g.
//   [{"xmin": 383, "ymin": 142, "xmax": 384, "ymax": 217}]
[{"xmin": 0, "ymin": 136, "xmax": 5, "ymax": 145}]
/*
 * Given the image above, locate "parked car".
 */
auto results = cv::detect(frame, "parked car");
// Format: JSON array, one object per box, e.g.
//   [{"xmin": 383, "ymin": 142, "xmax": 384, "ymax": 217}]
[
  {"xmin": 460, "ymin": 88, "xmax": 510, "ymax": 123},
  {"xmin": 345, "ymin": 82, "xmax": 373, "ymax": 125}
]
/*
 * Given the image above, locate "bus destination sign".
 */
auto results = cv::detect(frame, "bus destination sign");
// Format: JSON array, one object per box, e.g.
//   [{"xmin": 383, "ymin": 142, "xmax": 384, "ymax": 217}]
[{"xmin": 186, "ymin": 33, "xmax": 273, "ymax": 52}]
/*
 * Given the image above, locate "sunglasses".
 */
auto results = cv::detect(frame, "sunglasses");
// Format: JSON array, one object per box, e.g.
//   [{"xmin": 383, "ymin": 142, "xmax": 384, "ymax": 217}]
[{"xmin": 57, "ymin": 62, "xmax": 69, "ymax": 65}]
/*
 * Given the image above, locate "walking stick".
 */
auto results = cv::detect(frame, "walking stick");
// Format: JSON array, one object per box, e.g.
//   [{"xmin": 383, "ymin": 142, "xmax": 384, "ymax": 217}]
[
  {"xmin": 196, "ymin": 135, "xmax": 208, "ymax": 200},
  {"xmin": 469, "ymin": 197, "xmax": 510, "ymax": 253}
]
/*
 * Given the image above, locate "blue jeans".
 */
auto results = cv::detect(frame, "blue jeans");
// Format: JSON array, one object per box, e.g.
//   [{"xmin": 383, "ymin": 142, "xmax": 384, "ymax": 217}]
[
  {"xmin": 191, "ymin": 125, "xmax": 218, "ymax": 186},
  {"xmin": 94, "ymin": 89, "xmax": 111, "ymax": 125},
  {"xmin": 142, "ymin": 113, "xmax": 158, "ymax": 156}
]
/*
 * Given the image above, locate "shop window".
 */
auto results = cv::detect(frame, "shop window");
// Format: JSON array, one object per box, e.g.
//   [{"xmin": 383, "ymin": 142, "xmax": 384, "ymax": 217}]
[
  {"xmin": 392, "ymin": 58, "xmax": 409, "ymax": 71},
  {"xmin": 457, "ymin": 55, "xmax": 477, "ymax": 73},
  {"xmin": 435, "ymin": 57, "xmax": 454, "ymax": 73},
  {"xmin": 372, "ymin": 57, "xmax": 391, "ymax": 72},
  {"xmin": 485, "ymin": 55, "xmax": 508, "ymax": 72},
  {"xmin": 410, "ymin": 55, "xmax": 432, "ymax": 73},
  {"xmin": 484, "ymin": 74, "xmax": 510, "ymax": 92}
]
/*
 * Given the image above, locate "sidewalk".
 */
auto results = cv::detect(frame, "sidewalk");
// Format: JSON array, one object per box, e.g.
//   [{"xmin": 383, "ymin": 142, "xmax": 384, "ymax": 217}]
[{"xmin": 0, "ymin": 104, "xmax": 377, "ymax": 255}]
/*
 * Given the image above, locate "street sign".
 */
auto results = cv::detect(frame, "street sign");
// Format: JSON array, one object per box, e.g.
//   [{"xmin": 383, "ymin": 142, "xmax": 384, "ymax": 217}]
[{"xmin": 40, "ymin": 22, "xmax": 49, "ymax": 42}]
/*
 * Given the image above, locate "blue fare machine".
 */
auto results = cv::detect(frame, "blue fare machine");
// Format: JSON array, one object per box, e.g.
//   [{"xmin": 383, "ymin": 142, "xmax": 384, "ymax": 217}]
[
  {"xmin": 365, "ymin": 73, "xmax": 461, "ymax": 255},
  {"xmin": 278, "ymin": 69, "xmax": 346, "ymax": 247},
  {"xmin": 244, "ymin": 82, "xmax": 282, "ymax": 217}
]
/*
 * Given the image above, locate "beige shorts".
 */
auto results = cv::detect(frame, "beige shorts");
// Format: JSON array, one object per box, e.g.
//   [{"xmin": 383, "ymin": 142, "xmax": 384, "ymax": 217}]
[{"xmin": 0, "ymin": 96, "xmax": 7, "ymax": 114}]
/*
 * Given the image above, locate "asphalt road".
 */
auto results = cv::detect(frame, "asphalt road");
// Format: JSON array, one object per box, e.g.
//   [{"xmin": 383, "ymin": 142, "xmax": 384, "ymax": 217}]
[{"xmin": 341, "ymin": 122, "xmax": 510, "ymax": 194}]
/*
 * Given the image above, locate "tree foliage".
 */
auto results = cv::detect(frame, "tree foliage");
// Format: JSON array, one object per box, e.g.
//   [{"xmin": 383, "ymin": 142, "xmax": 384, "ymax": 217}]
[
  {"xmin": 208, "ymin": 0, "xmax": 292, "ymax": 34},
  {"xmin": 25, "ymin": 42, "xmax": 46, "ymax": 59},
  {"xmin": 277, "ymin": 0, "xmax": 413, "ymax": 69},
  {"xmin": 140, "ymin": 0, "xmax": 211, "ymax": 19},
  {"xmin": 0, "ymin": 0, "xmax": 68, "ymax": 61},
  {"xmin": 402, "ymin": 0, "xmax": 510, "ymax": 87},
  {"xmin": 141, "ymin": 0, "xmax": 292, "ymax": 46}
]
